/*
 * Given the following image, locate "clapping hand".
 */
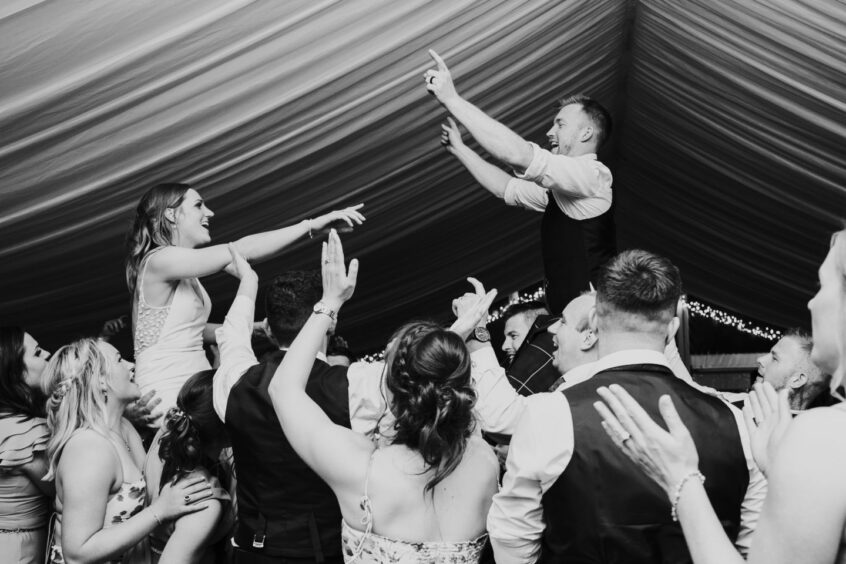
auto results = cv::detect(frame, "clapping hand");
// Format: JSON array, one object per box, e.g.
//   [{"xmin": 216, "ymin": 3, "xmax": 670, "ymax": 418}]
[
  {"xmin": 125, "ymin": 390, "xmax": 162, "ymax": 430},
  {"xmin": 449, "ymin": 277, "xmax": 497, "ymax": 340},
  {"xmin": 742, "ymin": 382, "xmax": 791, "ymax": 477},
  {"xmin": 424, "ymin": 50, "xmax": 459, "ymax": 105},
  {"xmin": 311, "ymin": 204, "xmax": 366, "ymax": 235},
  {"xmin": 320, "ymin": 230, "xmax": 359, "ymax": 312}
]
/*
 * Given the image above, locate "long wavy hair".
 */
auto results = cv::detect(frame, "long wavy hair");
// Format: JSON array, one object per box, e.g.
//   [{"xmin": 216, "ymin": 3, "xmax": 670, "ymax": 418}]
[
  {"xmin": 0, "ymin": 326, "xmax": 45, "ymax": 419},
  {"xmin": 158, "ymin": 370, "xmax": 227, "ymax": 490},
  {"xmin": 124, "ymin": 183, "xmax": 190, "ymax": 298},
  {"xmin": 384, "ymin": 321, "xmax": 476, "ymax": 495},
  {"xmin": 42, "ymin": 338, "xmax": 113, "ymax": 480}
]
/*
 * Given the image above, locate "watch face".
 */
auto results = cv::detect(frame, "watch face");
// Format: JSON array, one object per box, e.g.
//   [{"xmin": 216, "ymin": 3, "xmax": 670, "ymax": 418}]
[{"xmin": 473, "ymin": 327, "xmax": 491, "ymax": 342}]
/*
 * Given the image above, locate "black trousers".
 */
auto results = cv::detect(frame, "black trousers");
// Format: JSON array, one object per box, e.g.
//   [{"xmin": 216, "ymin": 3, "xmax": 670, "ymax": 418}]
[{"xmin": 231, "ymin": 547, "xmax": 344, "ymax": 564}]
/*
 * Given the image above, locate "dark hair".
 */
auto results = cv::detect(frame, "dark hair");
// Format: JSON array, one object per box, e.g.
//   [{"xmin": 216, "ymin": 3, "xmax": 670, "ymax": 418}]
[
  {"xmin": 125, "ymin": 183, "xmax": 191, "ymax": 297},
  {"xmin": 265, "ymin": 271, "xmax": 322, "ymax": 347},
  {"xmin": 384, "ymin": 321, "xmax": 476, "ymax": 495},
  {"xmin": 784, "ymin": 328, "xmax": 813, "ymax": 356},
  {"xmin": 558, "ymin": 95, "xmax": 613, "ymax": 149},
  {"xmin": 158, "ymin": 370, "xmax": 227, "ymax": 490},
  {"xmin": 0, "ymin": 327, "xmax": 44, "ymax": 419},
  {"xmin": 596, "ymin": 249, "xmax": 682, "ymax": 327},
  {"xmin": 327, "ymin": 335, "xmax": 353, "ymax": 359},
  {"xmin": 502, "ymin": 301, "xmax": 549, "ymax": 325}
]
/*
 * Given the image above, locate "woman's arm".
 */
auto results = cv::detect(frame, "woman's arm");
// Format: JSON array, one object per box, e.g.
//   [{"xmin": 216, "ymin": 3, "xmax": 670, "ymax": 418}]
[
  {"xmin": 158, "ymin": 499, "xmax": 223, "ymax": 564},
  {"xmin": 267, "ymin": 231, "xmax": 372, "ymax": 491},
  {"xmin": 145, "ymin": 205, "xmax": 366, "ymax": 282},
  {"xmin": 19, "ymin": 451, "xmax": 55, "ymax": 498},
  {"xmin": 59, "ymin": 432, "xmax": 213, "ymax": 564}
]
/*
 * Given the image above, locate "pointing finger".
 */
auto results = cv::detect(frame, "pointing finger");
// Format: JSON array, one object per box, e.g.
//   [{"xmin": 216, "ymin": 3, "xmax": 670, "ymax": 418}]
[
  {"xmin": 466, "ymin": 276, "xmax": 485, "ymax": 296},
  {"xmin": 428, "ymin": 49, "xmax": 448, "ymax": 71}
]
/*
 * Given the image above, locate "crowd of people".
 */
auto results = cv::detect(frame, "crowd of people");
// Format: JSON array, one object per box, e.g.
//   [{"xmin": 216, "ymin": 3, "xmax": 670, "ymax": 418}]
[{"xmin": 1, "ymin": 49, "xmax": 844, "ymax": 564}]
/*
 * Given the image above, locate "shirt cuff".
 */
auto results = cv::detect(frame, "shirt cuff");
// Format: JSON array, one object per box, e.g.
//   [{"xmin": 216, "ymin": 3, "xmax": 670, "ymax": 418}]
[
  {"xmin": 514, "ymin": 142, "xmax": 545, "ymax": 182},
  {"xmin": 470, "ymin": 345, "xmax": 501, "ymax": 374}
]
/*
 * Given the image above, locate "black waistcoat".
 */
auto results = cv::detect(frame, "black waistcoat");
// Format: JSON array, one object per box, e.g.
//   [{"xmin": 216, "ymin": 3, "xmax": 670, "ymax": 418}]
[
  {"xmin": 538, "ymin": 364, "xmax": 749, "ymax": 564},
  {"xmin": 225, "ymin": 350, "xmax": 350, "ymax": 559},
  {"xmin": 541, "ymin": 197, "xmax": 616, "ymax": 314}
]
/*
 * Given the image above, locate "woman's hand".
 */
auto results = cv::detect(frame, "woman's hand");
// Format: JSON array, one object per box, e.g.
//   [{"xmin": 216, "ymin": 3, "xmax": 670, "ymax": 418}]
[
  {"xmin": 224, "ymin": 243, "xmax": 257, "ymax": 280},
  {"xmin": 594, "ymin": 385, "xmax": 700, "ymax": 498},
  {"xmin": 320, "ymin": 230, "xmax": 359, "ymax": 312},
  {"xmin": 152, "ymin": 475, "xmax": 214, "ymax": 521},
  {"xmin": 449, "ymin": 277, "xmax": 497, "ymax": 340},
  {"xmin": 311, "ymin": 204, "xmax": 365, "ymax": 235},
  {"xmin": 743, "ymin": 382, "xmax": 791, "ymax": 477}
]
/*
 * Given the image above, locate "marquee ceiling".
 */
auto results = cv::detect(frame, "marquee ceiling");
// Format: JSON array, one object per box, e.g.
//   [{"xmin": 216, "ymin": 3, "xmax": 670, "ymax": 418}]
[{"xmin": 2, "ymin": 0, "xmax": 844, "ymax": 353}]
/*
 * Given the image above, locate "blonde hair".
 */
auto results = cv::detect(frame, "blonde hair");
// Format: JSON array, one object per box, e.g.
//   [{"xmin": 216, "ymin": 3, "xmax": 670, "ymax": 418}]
[{"xmin": 42, "ymin": 338, "xmax": 114, "ymax": 480}]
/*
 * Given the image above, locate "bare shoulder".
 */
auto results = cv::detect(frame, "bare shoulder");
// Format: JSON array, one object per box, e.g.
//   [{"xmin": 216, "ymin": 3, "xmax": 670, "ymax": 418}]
[
  {"xmin": 464, "ymin": 435, "xmax": 500, "ymax": 486},
  {"xmin": 59, "ymin": 431, "xmax": 118, "ymax": 487},
  {"xmin": 775, "ymin": 407, "xmax": 846, "ymax": 482}
]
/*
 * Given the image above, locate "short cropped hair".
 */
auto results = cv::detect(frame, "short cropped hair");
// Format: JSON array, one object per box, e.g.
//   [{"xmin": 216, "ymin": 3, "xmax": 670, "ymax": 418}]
[
  {"xmin": 502, "ymin": 301, "xmax": 549, "ymax": 327},
  {"xmin": 596, "ymin": 250, "xmax": 682, "ymax": 329},
  {"xmin": 558, "ymin": 95, "xmax": 613, "ymax": 149},
  {"xmin": 265, "ymin": 271, "xmax": 322, "ymax": 347}
]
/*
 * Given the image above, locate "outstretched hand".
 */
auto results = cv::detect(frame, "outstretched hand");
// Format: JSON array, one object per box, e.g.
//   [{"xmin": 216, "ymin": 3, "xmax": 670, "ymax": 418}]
[
  {"xmin": 594, "ymin": 385, "xmax": 700, "ymax": 498},
  {"xmin": 320, "ymin": 230, "xmax": 359, "ymax": 311},
  {"xmin": 440, "ymin": 117, "xmax": 465, "ymax": 156},
  {"xmin": 743, "ymin": 382, "xmax": 791, "ymax": 477},
  {"xmin": 124, "ymin": 390, "xmax": 162, "ymax": 430},
  {"xmin": 424, "ymin": 49, "xmax": 459, "ymax": 105},
  {"xmin": 449, "ymin": 276, "xmax": 497, "ymax": 340},
  {"xmin": 311, "ymin": 204, "xmax": 366, "ymax": 235}
]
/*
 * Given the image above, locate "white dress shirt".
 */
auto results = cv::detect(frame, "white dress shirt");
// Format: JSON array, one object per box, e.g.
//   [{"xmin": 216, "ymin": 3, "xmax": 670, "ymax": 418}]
[
  {"xmin": 486, "ymin": 349, "xmax": 767, "ymax": 564},
  {"xmin": 503, "ymin": 143, "xmax": 613, "ymax": 220}
]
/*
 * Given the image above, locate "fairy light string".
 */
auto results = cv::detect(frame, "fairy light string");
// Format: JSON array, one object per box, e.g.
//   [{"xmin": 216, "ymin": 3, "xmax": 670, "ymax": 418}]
[{"xmin": 356, "ymin": 286, "xmax": 781, "ymax": 362}]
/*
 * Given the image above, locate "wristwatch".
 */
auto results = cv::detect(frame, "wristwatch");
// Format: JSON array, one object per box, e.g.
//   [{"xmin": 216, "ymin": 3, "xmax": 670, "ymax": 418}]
[
  {"xmin": 467, "ymin": 326, "xmax": 491, "ymax": 343},
  {"xmin": 313, "ymin": 301, "xmax": 337, "ymax": 320}
]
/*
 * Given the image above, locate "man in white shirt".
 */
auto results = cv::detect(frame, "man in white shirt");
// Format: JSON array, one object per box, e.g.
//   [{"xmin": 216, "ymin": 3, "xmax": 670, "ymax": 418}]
[
  {"xmin": 755, "ymin": 328, "xmax": 832, "ymax": 411},
  {"xmin": 486, "ymin": 250, "xmax": 766, "ymax": 564},
  {"xmin": 424, "ymin": 50, "xmax": 616, "ymax": 315}
]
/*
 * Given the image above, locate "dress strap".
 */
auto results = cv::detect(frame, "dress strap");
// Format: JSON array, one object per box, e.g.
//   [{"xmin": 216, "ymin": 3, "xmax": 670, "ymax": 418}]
[
  {"xmin": 349, "ymin": 448, "xmax": 378, "ymax": 563},
  {"xmin": 137, "ymin": 247, "xmax": 165, "ymax": 307}
]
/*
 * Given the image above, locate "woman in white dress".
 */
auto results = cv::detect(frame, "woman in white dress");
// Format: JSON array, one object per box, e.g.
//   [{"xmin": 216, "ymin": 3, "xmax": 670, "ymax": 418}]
[{"xmin": 124, "ymin": 183, "xmax": 364, "ymax": 419}]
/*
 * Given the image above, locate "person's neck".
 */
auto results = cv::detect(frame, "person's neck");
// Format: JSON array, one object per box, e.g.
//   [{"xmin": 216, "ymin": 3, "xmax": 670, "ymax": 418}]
[
  {"xmin": 569, "ymin": 144, "xmax": 598, "ymax": 158},
  {"xmin": 105, "ymin": 400, "xmax": 127, "ymax": 432},
  {"xmin": 596, "ymin": 331, "xmax": 667, "ymax": 358}
]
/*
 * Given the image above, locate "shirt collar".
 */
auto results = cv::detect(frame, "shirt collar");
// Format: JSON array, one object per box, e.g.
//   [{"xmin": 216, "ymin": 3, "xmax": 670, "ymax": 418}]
[{"xmin": 588, "ymin": 349, "xmax": 671, "ymax": 379}]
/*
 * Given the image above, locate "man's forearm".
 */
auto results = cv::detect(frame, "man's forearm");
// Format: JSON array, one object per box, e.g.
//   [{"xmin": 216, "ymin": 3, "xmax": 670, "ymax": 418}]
[
  {"xmin": 445, "ymin": 96, "xmax": 534, "ymax": 173},
  {"xmin": 452, "ymin": 144, "xmax": 513, "ymax": 199}
]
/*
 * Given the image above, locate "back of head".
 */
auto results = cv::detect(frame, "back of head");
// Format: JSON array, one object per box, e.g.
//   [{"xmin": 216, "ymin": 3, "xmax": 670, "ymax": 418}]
[
  {"xmin": 0, "ymin": 326, "xmax": 43, "ymax": 419},
  {"xmin": 265, "ymin": 271, "xmax": 322, "ymax": 347},
  {"xmin": 558, "ymin": 94, "xmax": 613, "ymax": 149},
  {"xmin": 595, "ymin": 250, "xmax": 681, "ymax": 336},
  {"xmin": 502, "ymin": 301, "xmax": 549, "ymax": 329},
  {"xmin": 783, "ymin": 328, "xmax": 831, "ymax": 408},
  {"xmin": 42, "ymin": 338, "xmax": 111, "ymax": 478},
  {"xmin": 384, "ymin": 321, "xmax": 476, "ymax": 494},
  {"xmin": 125, "ymin": 183, "xmax": 191, "ymax": 296},
  {"xmin": 158, "ymin": 369, "xmax": 225, "ymax": 489}
]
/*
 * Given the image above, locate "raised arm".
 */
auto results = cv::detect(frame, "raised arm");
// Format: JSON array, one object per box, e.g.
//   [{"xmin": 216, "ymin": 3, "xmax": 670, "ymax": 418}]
[
  {"xmin": 145, "ymin": 204, "xmax": 366, "ymax": 282},
  {"xmin": 58, "ymin": 432, "xmax": 212, "ymax": 563},
  {"xmin": 267, "ymin": 230, "xmax": 372, "ymax": 492},
  {"xmin": 441, "ymin": 118, "xmax": 513, "ymax": 199},
  {"xmin": 426, "ymin": 50, "xmax": 533, "ymax": 173}
]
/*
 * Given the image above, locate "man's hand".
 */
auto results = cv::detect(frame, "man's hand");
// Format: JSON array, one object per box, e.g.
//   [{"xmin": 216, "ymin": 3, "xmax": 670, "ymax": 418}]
[
  {"xmin": 99, "ymin": 316, "xmax": 128, "ymax": 341},
  {"xmin": 125, "ymin": 390, "xmax": 163, "ymax": 430},
  {"xmin": 224, "ymin": 243, "xmax": 257, "ymax": 281},
  {"xmin": 440, "ymin": 117, "xmax": 466, "ymax": 156},
  {"xmin": 424, "ymin": 49, "xmax": 459, "ymax": 105},
  {"xmin": 449, "ymin": 276, "xmax": 497, "ymax": 340}
]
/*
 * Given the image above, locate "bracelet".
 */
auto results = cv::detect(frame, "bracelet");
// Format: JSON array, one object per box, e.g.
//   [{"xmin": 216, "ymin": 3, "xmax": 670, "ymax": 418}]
[
  {"xmin": 306, "ymin": 219, "xmax": 314, "ymax": 239},
  {"xmin": 670, "ymin": 470, "xmax": 705, "ymax": 522},
  {"xmin": 151, "ymin": 509, "xmax": 163, "ymax": 527}
]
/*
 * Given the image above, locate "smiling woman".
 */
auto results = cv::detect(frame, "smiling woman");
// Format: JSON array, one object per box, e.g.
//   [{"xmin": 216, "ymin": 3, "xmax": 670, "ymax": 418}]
[{"xmin": 124, "ymin": 183, "xmax": 366, "ymax": 421}]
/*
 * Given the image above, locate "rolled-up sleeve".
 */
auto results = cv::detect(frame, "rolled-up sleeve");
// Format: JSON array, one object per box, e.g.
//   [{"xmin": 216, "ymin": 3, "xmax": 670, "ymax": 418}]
[
  {"xmin": 470, "ymin": 346, "xmax": 527, "ymax": 435},
  {"xmin": 488, "ymin": 393, "xmax": 574, "ymax": 563},
  {"xmin": 516, "ymin": 142, "xmax": 609, "ymax": 199},
  {"xmin": 347, "ymin": 360, "xmax": 389, "ymax": 438},
  {"xmin": 503, "ymin": 177, "xmax": 549, "ymax": 212},
  {"xmin": 213, "ymin": 295, "xmax": 258, "ymax": 422}
]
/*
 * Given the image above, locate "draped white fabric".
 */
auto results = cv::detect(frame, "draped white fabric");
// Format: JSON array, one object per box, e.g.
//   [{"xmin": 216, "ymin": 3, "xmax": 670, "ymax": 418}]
[{"xmin": 1, "ymin": 0, "xmax": 844, "ymax": 351}]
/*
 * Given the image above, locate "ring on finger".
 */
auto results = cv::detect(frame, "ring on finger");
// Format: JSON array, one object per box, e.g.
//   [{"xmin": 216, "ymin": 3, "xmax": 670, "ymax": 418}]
[
  {"xmin": 427, "ymin": 76, "xmax": 435, "ymax": 85},
  {"xmin": 620, "ymin": 431, "xmax": 632, "ymax": 446},
  {"xmin": 752, "ymin": 416, "xmax": 759, "ymax": 426}
]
